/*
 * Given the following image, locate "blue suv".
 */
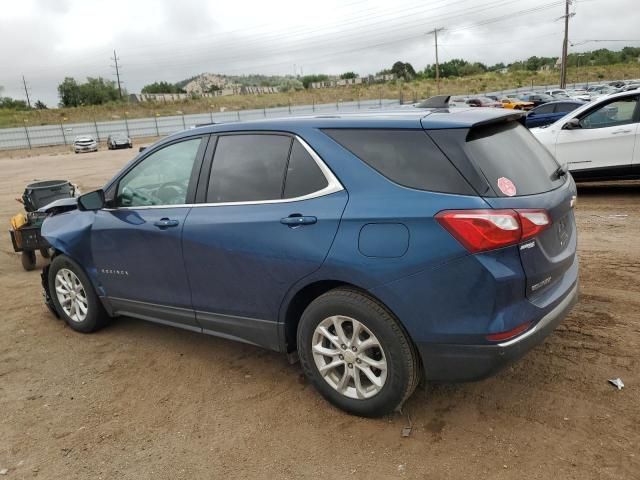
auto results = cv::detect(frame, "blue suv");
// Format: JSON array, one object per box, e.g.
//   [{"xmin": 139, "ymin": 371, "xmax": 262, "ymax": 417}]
[{"xmin": 41, "ymin": 108, "xmax": 579, "ymax": 417}]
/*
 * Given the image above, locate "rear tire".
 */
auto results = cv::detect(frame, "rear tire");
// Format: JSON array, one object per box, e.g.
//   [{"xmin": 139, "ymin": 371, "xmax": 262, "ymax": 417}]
[
  {"xmin": 21, "ymin": 251, "xmax": 36, "ymax": 271},
  {"xmin": 40, "ymin": 247, "xmax": 51, "ymax": 259},
  {"xmin": 48, "ymin": 255, "xmax": 109, "ymax": 333},
  {"xmin": 297, "ymin": 288, "xmax": 420, "ymax": 417}
]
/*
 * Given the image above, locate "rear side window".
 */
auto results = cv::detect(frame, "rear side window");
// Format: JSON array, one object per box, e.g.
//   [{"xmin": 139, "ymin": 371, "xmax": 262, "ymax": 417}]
[
  {"xmin": 323, "ymin": 129, "xmax": 473, "ymax": 194},
  {"xmin": 207, "ymin": 134, "xmax": 292, "ymax": 202},
  {"xmin": 533, "ymin": 104, "xmax": 555, "ymax": 114},
  {"xmin": 284, "ymin": 139, "xmax": 328, "ymax": 198},
  {"xmin": 464, "ymin": 121, "xmax": 563, "ymax": 197},
  {"xmin": 555, "ymin": 102, "xmax": 580, "ymax": 113}
]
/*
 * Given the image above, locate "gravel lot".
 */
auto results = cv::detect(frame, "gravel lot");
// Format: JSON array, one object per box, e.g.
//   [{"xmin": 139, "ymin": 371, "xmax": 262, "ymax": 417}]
[{"xmin": 1, "ymin": 148, "xmax": 638, "ymax": 479}]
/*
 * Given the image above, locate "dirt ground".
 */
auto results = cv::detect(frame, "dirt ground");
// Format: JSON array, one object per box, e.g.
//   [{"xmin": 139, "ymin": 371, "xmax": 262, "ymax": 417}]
[{"xmin": 0, "ymin": 148, "xmax": 638, "ymax": 480}]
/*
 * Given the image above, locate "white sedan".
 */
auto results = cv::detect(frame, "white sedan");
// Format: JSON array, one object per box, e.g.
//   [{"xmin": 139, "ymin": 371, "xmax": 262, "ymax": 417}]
[{"xmin": 531, "ymin": 90, "xmax": 640, "ymax": 181}]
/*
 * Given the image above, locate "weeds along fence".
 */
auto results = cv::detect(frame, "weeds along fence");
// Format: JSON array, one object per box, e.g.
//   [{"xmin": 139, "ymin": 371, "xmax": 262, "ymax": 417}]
[{"xmin": 0, "ymin": 99, "xmax": 401, "ymax": 151}]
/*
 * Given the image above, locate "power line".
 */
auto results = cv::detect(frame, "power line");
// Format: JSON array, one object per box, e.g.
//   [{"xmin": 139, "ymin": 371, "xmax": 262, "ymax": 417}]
[
  {"xmin": 22, "ymin": 75, "xmax": 32, "ymax": 108},
  {"xmin": 427, "ymin": 28, "xmax": 445, "ymax": 93},
  {"xmin": 558, "ymin": 0, "xmax": 575, "ymax": 89},
  {"xmin": 110, "ymin": 50, "xmax": 123, "ymax": 99}
]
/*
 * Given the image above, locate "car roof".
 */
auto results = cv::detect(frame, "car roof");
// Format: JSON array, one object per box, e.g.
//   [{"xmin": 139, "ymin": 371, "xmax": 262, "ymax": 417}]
[
  {"xmin": 178, "ymin": 108, "xmax": 524, "ymax": 138},
  {"xmin": 537, "ymin": 99, "xmax": 585, "ymax": 105}
]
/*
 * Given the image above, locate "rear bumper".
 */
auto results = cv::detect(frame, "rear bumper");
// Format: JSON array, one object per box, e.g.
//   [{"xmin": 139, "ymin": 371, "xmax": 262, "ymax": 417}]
[{"xmin": 417, "ymin": 281, "xmax": 579, "ymax": 381}]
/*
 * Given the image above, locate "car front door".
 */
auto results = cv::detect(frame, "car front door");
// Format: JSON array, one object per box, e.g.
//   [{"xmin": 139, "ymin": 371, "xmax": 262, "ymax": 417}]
[
  {"xmin": 554, "ymin": 95, "xmax": 640, "ymax": 176},
  {"xmin": 91, "ymin": 136, "xmax": 208, "ymax": 330},
  {"xmin": 526, "ymin": 103, "xmax": 555, "ymax": 127},
  {"xmin": 182, "ymin": 133, "xmax": 347, "ymax": 349}
]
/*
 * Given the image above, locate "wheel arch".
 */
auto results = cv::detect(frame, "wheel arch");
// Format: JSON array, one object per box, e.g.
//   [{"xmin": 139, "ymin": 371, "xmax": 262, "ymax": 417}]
[{"xmin": 281, "ymin": 279, "xmax": 417, "ymax": 359}]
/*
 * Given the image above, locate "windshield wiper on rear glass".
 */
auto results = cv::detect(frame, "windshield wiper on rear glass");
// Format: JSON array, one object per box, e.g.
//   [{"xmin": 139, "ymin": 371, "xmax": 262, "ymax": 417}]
[{"xmin": 552, "ymin": 163, "xmax": 569, "ymax": 180}]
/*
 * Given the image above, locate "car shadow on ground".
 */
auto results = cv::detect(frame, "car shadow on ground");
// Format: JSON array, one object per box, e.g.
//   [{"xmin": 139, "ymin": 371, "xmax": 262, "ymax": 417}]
[{"xmin": 576, "ymin": 180, "xmax": 640, "ymax": 196}]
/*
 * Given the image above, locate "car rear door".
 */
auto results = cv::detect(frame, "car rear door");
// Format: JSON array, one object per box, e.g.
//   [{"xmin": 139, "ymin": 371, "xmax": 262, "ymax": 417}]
[
  {"xmin": 555, "ymin": 94, "xmax": 639, "ymax": 176},
  {"xmin": 181, "ymin": 132, "xmax": 347, "ymax": 349}
]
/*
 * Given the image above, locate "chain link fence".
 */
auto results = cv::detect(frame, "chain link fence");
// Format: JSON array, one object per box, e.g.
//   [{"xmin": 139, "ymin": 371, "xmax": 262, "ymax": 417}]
[{"xmin": 0, "ymin": 99, "xmax": 401, "ymax": 150}]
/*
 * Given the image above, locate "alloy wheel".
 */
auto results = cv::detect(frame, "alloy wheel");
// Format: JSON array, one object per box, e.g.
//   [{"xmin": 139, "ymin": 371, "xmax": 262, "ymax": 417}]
[
  {"xmin": 54, "ymin": 268, "xmax": 89, "ymax": 323},
  {"xmin": 311, "ymin": 315, "xmax": 388, "ymax": 399}
]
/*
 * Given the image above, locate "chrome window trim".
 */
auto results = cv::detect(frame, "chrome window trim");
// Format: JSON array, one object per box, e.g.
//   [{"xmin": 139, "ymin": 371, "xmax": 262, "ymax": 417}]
[{"xmin": 109, "ymin": 134, "xmax": 343, "ymax": 210}]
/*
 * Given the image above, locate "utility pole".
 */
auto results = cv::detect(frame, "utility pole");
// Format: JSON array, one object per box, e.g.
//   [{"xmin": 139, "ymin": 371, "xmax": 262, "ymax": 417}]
[
  {"xmin": 22, "ymin": 75, "xmax": 31, "ymax": 108},
  {"xmin": 559, "ymin": 0, "xmax": 575, "ymax": 89},
  {"xmin": 427, "ymin": 28, "xmax": 445, "ymax": 93},
  {"xmin": 111, "ymin": 49, "xmax": 123, "ymax": 99}
]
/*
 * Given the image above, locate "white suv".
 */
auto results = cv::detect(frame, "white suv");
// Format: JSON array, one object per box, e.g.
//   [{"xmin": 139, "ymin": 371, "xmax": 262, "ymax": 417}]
[{"xmin": 531, "ymin": 91, "xmax": 640, "ymax": 181}]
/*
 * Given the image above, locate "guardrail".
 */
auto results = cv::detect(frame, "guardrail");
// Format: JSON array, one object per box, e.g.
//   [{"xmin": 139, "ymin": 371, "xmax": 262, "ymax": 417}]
[{"xmin": 0, "ymin": 99, "xmax": 401, "ymax": 150}]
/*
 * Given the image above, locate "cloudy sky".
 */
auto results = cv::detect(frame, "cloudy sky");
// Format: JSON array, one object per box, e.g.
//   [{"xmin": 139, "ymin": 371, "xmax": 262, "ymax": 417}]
[{"xmin": 1, "ymin": 0, "xmax": 639, "ymax": 106}]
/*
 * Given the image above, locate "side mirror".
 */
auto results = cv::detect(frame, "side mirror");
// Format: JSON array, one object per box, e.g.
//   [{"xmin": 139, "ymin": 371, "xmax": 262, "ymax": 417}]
[
  {"xmin": 562, "ymin": 117, "xmax": 581, "ymax": 130},
  {"xmin": 78, "ymin": 189, "xmax": 105, "ymax": 211},
  {"xmin": 138, "ymin": 146, "xmax": 147, "ymax": 153}
]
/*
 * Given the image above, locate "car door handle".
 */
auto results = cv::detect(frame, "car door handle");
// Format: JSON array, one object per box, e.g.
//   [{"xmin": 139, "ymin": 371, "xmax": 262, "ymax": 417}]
[
  {"xmin": 611, "ymin": 129, "xmax": 632, "ymax": 134},
  {"xmin": 280, "ymin": 214, "xmax": 317, "ymax": 227},
  {"xmin": 153, "ymin": 218, "xmax": 180, "ymax": 228}
]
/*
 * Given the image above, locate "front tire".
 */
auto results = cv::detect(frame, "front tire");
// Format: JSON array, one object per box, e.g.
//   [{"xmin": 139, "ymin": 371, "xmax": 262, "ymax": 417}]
[
  {"xmin": 21, "ymin": 251, "xmax": 36, "ymax": 271},
  {"xmin": 48, "ymin": 255, "xmax": 109, "ymax": 333},
  {"xmin": 297, "ymin": 288, "xmax": 419, "ymax": 417}
]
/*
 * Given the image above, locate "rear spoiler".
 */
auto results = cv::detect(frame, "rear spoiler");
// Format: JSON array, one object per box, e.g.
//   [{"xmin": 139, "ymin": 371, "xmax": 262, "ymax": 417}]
[{"xmin": 472, "ymin": 111, "xmax": 526, "ymax": 127}]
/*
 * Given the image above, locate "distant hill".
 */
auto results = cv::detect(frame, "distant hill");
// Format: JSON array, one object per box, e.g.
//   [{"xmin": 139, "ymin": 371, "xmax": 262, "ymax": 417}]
[{"xmin": 176, "ymin": 73, "xmax": 291, "ymax": 93}]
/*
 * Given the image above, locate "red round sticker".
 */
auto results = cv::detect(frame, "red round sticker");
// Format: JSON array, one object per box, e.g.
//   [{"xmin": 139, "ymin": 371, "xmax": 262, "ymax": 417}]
[{"xmin": 497, "ymin": 177, "xmax": 517, "ymax": 196}]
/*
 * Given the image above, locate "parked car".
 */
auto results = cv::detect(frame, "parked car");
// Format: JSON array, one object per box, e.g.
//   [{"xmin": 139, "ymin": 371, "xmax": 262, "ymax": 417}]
[
  {"xmin": 501, "ymin": 98, "xmax": 535, "ymax": 110},
  {"xmin": 531, "ymin": 90, "xmax": 640, "ymax": 181},
  {"xmin": 73, "ymin": 135, "xmax": 98, "ymax": 154},
  {"xmin": 41, "ymin": 109, "xmax": 579, "ymax": 417},
  {"xmin": 107, "ymin": 133, "xmax": 133, "ymax": 150},
  {"xmin": 465, "ymin": 96, "xmax": 503, "ymax": 107},
  {"xmin": 518, "ymin": 93, "xmax": 554, "ymax": 107},
  {"xmin": 566, "ymin": 89, "xmax": 591, "ymax": 102},
  {"xmin": 622, "ymin": 83, "xmax": 640, "ymax": 92},
  {"xmin": 586, "ymin": 85, "xmax": 617, "ymax": 99},
  {"xmin": 525, "ymin": 100, "xmax": 586, "ymax": 128},
  {"xmin": 544, "ymin": 89, "xmax": 570, "ymax": 99}
]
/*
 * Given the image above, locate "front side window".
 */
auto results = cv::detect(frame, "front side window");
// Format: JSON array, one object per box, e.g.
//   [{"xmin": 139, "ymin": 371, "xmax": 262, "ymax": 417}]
[
  {"xmin": 580, "ymin": 97, "xmax": 638, "ymax": 129},
  {"xmin": 117, "ymin": 138, "xmax": 202, "ymax": 207},
  {"xmin": 207, "ymin": 134, "xmax": 292, "ymax": 203}
]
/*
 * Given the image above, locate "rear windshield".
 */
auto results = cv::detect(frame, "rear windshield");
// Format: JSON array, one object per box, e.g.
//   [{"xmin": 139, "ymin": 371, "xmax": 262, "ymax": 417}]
[
  {"xmin": 323, "ymin": 129, "xmax": 473, "ymax": 195},
  {"xmin": 464, "ymin": 121, "xmax": 564, "ymax": 196}
]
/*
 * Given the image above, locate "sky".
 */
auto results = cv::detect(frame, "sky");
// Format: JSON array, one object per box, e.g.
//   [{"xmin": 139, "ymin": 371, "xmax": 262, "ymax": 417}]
[{"xmin": 1, "ymin": 0, "xmax": 639, "ymax": 106}]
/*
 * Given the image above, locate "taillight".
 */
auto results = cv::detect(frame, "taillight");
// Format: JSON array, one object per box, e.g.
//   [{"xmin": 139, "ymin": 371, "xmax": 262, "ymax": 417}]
[
  {"xmin": 435, "ymin": 208, "xmax": 551, "ymax": 253},
  {"xmin": 518, "ymin": 209, "xmax": 551, "ymax": 240}
]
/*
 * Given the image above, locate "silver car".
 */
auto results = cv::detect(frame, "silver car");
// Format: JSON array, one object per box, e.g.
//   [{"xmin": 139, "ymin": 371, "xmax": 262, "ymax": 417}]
[{"xmin": 73, "ymin": 135, "xmax": 98, "ymax": 154}]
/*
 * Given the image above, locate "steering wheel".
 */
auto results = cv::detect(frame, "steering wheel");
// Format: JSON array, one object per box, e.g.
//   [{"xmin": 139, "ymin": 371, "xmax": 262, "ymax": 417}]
[
  {"xmin": 119, "ymin": 186, "xmax": 155, "ymax": 206},
  {"xmin": 155, "ymin": 181, "xmax": 187, "ymax": 204}
]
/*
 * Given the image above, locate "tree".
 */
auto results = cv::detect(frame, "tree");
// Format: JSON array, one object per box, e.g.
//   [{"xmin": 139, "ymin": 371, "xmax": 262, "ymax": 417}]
[
  {"xmin": 279, "ymin": 78, "xmax": 304, "ymax": 92},
  {"xmin": 79, "ymin": 77, "xmax": 120, "ymax": 105},
  {"xmin": 340, "ymin": 72, "xmax": 358, "ymax": 79},
  {"xmin": 300, "ymin": 74, "xmax": 329, "ymax": 89},
  {"xmin": 58, "ymin": 77, "xmax": 121, "ymax": 107},
  {"xmin": 390, "ymin": 61, "xmax": 416, "ymax": 81},
  {"xmin": 142, "ymin": 81, "xmax": 185, "ymax": 94},
  {"xmin": 34, "ymin": 100, "xmax": 47, "ymax": 109},
  {"xmin": 58, "ymin": 77, "xmax": 81, "ymax": 107},
  {"xmin": 0, "ymin": 97, "xmax": 29, "ymax": 110}
]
